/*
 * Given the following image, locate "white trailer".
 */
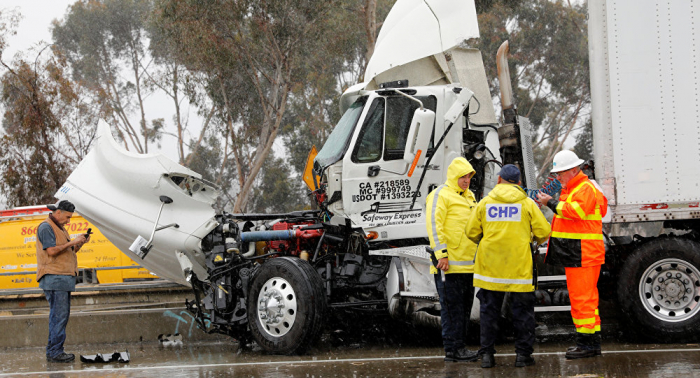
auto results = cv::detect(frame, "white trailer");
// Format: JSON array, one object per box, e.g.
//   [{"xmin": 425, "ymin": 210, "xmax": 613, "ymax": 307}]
[{"xmin": 589, "ymin": 0, "xmax": 700, "ymax": 340}]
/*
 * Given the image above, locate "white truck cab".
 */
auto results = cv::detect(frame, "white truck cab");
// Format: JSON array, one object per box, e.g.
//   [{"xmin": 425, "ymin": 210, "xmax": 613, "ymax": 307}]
[{"xmin": 317, "ymin": 85, "xmax": 501, "ymax": 241}]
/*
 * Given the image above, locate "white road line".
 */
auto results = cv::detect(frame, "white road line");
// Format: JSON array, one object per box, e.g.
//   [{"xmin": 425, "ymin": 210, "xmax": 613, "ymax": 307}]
[{"xmin": 3, "ymin": 348, "xmax": 700, "ymax": 377}]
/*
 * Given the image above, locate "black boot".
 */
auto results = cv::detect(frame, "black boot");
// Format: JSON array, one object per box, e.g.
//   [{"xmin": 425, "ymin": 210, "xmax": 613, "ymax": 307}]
[
  {"xmin": 565, "ymin": 346, "xmax": 598, "ymax": 359},
  {"xmin": 47, "ymin": 353, "xmax": 75, "ymax": 363},
  {"xmin": 481, "ymin": 353, "xmax": 496, "ymax": 368},
  {"xmin": 514, "ymin": 353, "xmax": 535, "ymax": 367},
  {"xmin": 568, "ymin": 332, "xmax": 601, "ymax": 358},
  {"xmin": 567, "ymin": 345, "xmax": 601, "ymax": 356},
  {"xmin": 444, "ymin": 347, "xmax": 479, "ymax": 362}
]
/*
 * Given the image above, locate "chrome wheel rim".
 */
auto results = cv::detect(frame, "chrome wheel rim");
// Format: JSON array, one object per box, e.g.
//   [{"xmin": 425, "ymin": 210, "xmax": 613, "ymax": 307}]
[
  {"xmin": 639, "ymin": 258, "xmax": 700, "ymax": 322},
  {"xmin": 256, "ymin": 277, "xmax": 297, "ymax": 337}
]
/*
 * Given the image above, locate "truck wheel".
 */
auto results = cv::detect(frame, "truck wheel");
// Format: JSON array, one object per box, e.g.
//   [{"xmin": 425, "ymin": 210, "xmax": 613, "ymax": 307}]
[
  {"xmin": 247, "ymin": 257, "xmax": 327, "ymax": 354},
  {"xmin": 618, "ymin": 238, "xmax": 700, "ymax": 342}
]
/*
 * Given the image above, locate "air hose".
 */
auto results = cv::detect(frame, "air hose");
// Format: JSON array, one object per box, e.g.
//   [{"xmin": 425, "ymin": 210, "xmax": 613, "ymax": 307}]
[{"xmin": 524, "ymin": 176, "xmax": 562, "ymax": 200}]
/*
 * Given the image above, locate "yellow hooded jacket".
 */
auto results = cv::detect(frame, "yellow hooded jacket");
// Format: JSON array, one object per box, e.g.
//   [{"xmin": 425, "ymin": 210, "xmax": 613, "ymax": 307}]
[
  {"xmin": 466, "ymin": 183, "xmax": 551, "ymax": 292},
  {"xmin": 425, "ymin": 157, "xmax": 478, "ymax": 274}
]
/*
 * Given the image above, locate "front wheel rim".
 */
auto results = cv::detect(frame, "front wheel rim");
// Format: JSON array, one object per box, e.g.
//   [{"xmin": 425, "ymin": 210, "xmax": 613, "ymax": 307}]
[
  {"xmin": 256, "ymin": 277, "xmax": 298, "ymax": 337},
  {"xmin": 639, "ymin": 258, "xmax": 700, "ymax": 323}
]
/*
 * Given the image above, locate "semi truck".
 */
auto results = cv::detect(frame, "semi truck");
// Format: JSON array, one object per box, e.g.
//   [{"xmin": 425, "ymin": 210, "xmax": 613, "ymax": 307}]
[{"xmin": 50, "ymin": 0, "xmax": 700, "ymax": 354}]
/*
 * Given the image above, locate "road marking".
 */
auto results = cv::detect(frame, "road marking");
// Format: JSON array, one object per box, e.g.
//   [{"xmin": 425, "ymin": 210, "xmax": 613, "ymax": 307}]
[{"xmin": 3, "ymin": 348, "xmax": 700, "ymax": 376}]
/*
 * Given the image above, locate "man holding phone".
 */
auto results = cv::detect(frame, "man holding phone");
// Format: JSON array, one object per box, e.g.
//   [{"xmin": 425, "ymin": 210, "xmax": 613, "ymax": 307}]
[{"xmin": 36, "ymin": 200, "xmax": 90, "ymax": 363}]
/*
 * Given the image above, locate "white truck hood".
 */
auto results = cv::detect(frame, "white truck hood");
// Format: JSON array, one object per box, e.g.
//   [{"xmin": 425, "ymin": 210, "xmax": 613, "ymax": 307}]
[
  {"xmin": 363, "ymin": 0, "xmax": 479, "ymax": 84},
  {"xmin": 55, "ymin": 124, "xmax": 218, "ymax": 285}
]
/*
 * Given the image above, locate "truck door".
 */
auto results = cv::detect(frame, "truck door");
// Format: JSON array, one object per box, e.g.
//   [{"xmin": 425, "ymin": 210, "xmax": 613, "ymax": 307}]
[{"xmin": 341, "ymin": 91, "xmax": 443, "ymax": 239}]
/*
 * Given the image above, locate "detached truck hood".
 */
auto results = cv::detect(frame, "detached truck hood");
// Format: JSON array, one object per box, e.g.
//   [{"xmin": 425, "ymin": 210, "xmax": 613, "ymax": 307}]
[
  {"xmin": 54, "ymin": 124, "xmax": 219, "ymax": 285},
  {"xmin": 364, "ymin": 0, "xmax": 479, "ymax": 84}
]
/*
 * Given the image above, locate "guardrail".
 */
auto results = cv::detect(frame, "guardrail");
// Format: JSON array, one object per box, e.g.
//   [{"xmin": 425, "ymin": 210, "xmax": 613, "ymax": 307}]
[{"xmin": 0, "ymin": 266, "xmax": 150, "ymax": 284}]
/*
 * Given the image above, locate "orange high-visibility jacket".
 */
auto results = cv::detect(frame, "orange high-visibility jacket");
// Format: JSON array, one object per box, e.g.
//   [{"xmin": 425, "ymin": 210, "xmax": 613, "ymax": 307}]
[{"xmin": 545, "ymin": 172, "xmax": 608, "ymax": 267}]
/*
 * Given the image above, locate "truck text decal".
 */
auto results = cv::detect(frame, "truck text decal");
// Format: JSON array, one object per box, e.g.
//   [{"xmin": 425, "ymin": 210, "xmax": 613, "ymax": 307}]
[{"xmin": 351, "ymin": 179, "xmax": 421, "ymax": 203}]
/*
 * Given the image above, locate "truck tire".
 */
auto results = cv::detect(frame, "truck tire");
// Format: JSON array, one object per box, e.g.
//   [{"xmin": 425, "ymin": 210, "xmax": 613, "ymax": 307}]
[
  {"xmin": 617, "ymin": 238, "xmax": 700, "ymax": 342},
  {"xmin": 247, "ymin": 257, "xmax": 327, "ymax": 354}
]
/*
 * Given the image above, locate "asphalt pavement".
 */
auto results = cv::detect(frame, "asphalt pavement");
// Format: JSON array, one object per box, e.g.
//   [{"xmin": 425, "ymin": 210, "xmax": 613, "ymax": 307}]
[{"xmin": 1, "ymin": 337, "xmax": 699, "ymax": 377}]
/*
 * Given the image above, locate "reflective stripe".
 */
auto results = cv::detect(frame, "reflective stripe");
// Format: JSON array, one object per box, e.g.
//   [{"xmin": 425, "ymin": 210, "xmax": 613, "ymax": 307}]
[
  {"xmin": 556, "ymin": 201, "xmax": 565, "ymax": 215},
  {"xmin": 555, "ymin": 213, "xmax": 602, "ymax": 221},
  {"xmin": 430, "ymin": 185, "xmax": 448, "ymax": 252},
  {"xmin": 573, "ymin": 316, "xmax": 596, "ymax": 326},
  {"xmin": 569, "ymin": 181, "xmax": 596, "ymax": 197},
  {"xmin": 551, "ymin": 232, "xmax": 604, "ymax": 240},
  {"xmin": 575, "ymin": 326, "xmax": 597, "ymax": 334},
  {"xmin": 449, "ymin": 260, "xmax": 474, "ymax": 266},
  {"xmin": 559, "ymin": 181, "xmax": 603, "ymax": 220},
  {"xmin": 569, "ymin": 202, "xmax": 586, "ymax": 219},
  {"xmin": 474, "ymin": 274, "xmax": 532, "ymax": 285},
  {"xmin": 576, "ymin": 325, "xmax": 602, "ymax": 334},
  {"xmin": 595, "ymin": 309, "xmax": 599, "ymax": 316}
]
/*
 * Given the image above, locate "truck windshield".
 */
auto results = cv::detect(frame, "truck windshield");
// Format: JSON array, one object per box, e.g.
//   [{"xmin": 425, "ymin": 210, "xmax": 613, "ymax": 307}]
[{"xmin": 314, "ymin": 96, "xmax": 367, "ymax": 170}]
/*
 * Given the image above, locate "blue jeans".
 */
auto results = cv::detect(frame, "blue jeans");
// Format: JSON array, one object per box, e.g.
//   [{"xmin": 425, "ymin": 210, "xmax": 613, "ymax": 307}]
[
  {"xmin": 44, "ymin": 290, "xmax": 71, "ymax": 358},
  {"xmin": 434, "ymin": 273, "xmax": 475, "ymax": 353}
]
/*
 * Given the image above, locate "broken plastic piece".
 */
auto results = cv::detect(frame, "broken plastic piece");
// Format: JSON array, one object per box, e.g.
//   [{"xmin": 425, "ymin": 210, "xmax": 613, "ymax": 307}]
[
  {"xmin": 80, "ymin": 350, "xmax": 130, "ymax": 363},
  {"xmin": 158, "ymin": 333, "xmax": 183, "ymax": 347}
]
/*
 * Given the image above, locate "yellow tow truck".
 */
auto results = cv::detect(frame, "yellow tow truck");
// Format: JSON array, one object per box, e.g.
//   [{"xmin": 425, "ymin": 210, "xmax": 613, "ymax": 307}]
[{"xmin": 0, "ymin": 206, "xmax": 156, "ymax": 289}]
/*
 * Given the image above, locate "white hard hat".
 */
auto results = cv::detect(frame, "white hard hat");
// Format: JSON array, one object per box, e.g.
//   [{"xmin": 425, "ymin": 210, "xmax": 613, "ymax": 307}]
[{"xmin": 551, "ymin": 150, "xmax": 584, "ymax": 173}]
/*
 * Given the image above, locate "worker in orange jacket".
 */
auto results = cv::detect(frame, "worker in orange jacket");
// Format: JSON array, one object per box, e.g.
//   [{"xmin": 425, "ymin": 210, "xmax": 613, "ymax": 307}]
[{"xmin": 537, "ymin": 150, "xmax": 608, "ymax": 359}]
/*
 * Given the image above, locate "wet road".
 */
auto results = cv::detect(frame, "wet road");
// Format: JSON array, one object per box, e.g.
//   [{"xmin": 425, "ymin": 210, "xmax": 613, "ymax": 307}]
[{"xmin": 1, "ymin": 339, "xmax": 699, "ymax": 377}]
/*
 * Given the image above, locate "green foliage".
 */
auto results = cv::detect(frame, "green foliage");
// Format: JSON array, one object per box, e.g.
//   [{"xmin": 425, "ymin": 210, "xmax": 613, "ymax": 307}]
[
  {"xmin": 475, "ymin": 0, "xmax": 520, "ymax": 14},
  {"xmin": 0, "ymin": 54, "xmax": 97, "ymax": 207},
  {"xmin": 573, "ymin": 118, "xmax": 593, "ymax": 161},
  {"xmin": 281, "ymin": 0, "xmax": 395, "ymax": 178},
  {"xmin": 249, "ymin": 154, "xmax": 307, "ymax": 213},
  {"xmin": 154, "ymin": 0, "xmax": 369, "ymax": 211},
  {"xmin": 0, "ymin": 9, "xmax": 21, "ymax": 57},
  {"xmin": 52, "ymin": 0, "xmax": 162, "ymax": 154},
  {"xmin": 477, "ymin": 0, "xmax": 590, "ymax": 180},
  {"xmin": 0, "ymin": 0, "xmax": 594, "ymax": 210}
]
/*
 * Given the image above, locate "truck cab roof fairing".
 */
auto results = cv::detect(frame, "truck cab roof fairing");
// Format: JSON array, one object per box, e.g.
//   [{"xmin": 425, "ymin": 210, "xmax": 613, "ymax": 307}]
[
  {"xmin": 363, "ymin": 0, "xmax": 479, "ymax": 85},
  {"xmin": 54, "ymin": 123, "xmax": 218, "ymax": 285}
]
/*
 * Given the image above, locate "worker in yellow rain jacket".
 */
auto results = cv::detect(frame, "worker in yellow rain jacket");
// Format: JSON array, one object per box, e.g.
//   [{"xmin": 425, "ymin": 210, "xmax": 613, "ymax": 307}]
[
  {"xmin": 466, "ymin": 164, "xmax": 551, "ymax": 368},
  {"xmin": 425, "ymin": 157, "xmax": 479, "ymax": 363}
]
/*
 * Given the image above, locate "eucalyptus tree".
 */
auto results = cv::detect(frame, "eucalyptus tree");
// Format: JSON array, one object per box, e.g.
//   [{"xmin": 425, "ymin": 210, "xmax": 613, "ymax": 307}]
[
  {"xmin": 0, "ymin": 47, "xmax": 99, "ymax": 206},
  {"xmin": 281, "ymin": 0, "xmax": 395, "ymax": 188},
  {"xmin": 52, "ymin": 0, "xmax": 163, "ymax": 154},
  {"xmin": 477, "ymin": 0, "xmax": 590, "ymax": 179},
  {"xmin": 155, "ymin": 0, "xmax": 341, "ymax": 212}
]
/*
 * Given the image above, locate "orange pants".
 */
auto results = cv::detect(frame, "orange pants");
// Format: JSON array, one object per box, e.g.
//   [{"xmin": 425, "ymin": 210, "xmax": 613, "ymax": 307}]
[{"xmin": 565, "ymin": 265, "xmax": 601, "ymax": 334}]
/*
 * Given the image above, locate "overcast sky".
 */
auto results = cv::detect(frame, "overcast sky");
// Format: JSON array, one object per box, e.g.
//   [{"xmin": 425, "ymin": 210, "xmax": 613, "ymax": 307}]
[
  {"xmin": 2, "ymin": 1, "xmax": 73, "ymax": 59},
  {"xmin": 1, "ymin": 0, "xmax": 207, "ymax": 163}
]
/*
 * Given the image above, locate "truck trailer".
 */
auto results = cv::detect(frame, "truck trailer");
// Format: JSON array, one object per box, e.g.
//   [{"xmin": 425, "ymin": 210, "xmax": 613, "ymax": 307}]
[
  {"xmin": 586, "ymin": 0, "xmax": 700, "ymax": 340},
  {"xmin": 49, "ymin": 0, "xmax": 700, "ymax": 354}
]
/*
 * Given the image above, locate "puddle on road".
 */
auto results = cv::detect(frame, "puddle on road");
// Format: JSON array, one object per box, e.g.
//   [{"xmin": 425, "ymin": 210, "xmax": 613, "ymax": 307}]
[{"xmin": 0, "ymin": 340, "xmax": 699, "ymax": 377}]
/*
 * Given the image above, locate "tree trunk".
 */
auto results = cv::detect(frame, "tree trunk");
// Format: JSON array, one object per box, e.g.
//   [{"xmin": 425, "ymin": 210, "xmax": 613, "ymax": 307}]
[{"xmin": 360, "ymin": 0, "xmax": 378, "ymax": 80}]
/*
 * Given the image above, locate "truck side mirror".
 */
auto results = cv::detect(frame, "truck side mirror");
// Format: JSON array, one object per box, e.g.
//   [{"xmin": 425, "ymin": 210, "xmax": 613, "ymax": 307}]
[{"xmin": 403, "ymin": 108, "xmax": 436, "ymax": 164}]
